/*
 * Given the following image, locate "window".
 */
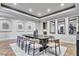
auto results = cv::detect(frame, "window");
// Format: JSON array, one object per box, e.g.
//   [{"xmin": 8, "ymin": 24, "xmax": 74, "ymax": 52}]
[
  {"xmin": 69, "ymin": 17, "xmax": 78, "ymax": 34},
  {"xmin": 58, "ymin": 19, "xmax": 65, "ymax": 34},
  {"xmin": 50, "ymin": 20, "xmax": 55, "ymax": 34},
  {"xmin": 43, "ymin": 22, "xmax": 47, "ymax": 29}
]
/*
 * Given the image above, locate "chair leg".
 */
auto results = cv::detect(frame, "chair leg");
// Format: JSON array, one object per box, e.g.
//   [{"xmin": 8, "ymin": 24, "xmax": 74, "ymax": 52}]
[
  {"xmin": 18, "ymin": 40, "xmax": 20, "ymax": 47},
  {"xmin": 59, "ymin": 43, "xmax": 61, "ymax": 53},
  {"xmin": 28, "ymin": 44, "xmax": 30, "ymax": 55},
  {"xmin": 45, "ymin": 46, "xmax": 47, "ymax": 53},
  {"xmin": 33, "ymin": 44, "xmax": 35, "ymax": 56},
  {"xmin": 55, "ymin": 43, "xmax": 57, "ymax": 56},
  {"xmin": 25, "ymin": 44, "xmax": 27, "ymax": 53},
  {"xmin": 21, "ymin": 41, "xmax": 24, "ymax": 50},
  {"xmin": 45, "ymin": 49, "xmax": 46, "ymax": 53},
  {"xmin": 33, "ymin": 48, "xmax": 35, "ymax": 56}
]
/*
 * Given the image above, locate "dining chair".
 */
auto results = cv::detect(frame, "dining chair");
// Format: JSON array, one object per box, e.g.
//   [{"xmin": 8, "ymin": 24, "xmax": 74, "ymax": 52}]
[
  {"xmin": 17, "ymin": 36, "xmax": 25, "ymax": 50},
  {"xmin": 47, "ymin": 37, "xmax": 61, "ymax": 56},
  {"xmin": 17, "ymin": 36, "xmax": 21, "ymax": 47},
  {"xmin": 23, "ymin": 36, "xmax": 31, "ymax": 53},
  {"xmin": 17, "ymin": 35, "xmax": 33, "ymax": 54},
  {"xmin": 28, "ymin": 38, "xmax": 42, "ymax": 56}
]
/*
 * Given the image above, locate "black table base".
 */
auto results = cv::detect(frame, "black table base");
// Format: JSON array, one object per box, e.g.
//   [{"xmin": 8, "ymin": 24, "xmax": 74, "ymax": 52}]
[{"xmin": 39, "ymin": 46, "xmax": 48, "ymax": 52}]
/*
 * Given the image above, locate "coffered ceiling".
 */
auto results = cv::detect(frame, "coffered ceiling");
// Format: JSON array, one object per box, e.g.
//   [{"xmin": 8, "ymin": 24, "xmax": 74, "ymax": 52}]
[
  {"xmin": 1, "ymin": 3, "xmax": 76, "ymax": 18},
  {"xmin": 0, "ymin": 3, "xmax": 79, "ymax": 21}
]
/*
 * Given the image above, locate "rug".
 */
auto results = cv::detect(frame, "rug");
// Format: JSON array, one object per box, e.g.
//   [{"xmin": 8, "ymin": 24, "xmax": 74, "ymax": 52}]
[{"xmin": 10, "ymin": 43, "xmax": 67, "ymax": 56}]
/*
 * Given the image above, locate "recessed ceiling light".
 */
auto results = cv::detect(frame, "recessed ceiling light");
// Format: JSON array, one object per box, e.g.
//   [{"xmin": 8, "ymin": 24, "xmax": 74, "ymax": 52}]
[
  {"xmin": 28, "ymin": 8, "xmax": 33, "ymax": 12},
  {"xmin": 61, "ymin": 3, "xmax": 64, "ymax": 7},
  {"xmin": 47, "ymin": 9, "xmax": 51, "ymax": 12},
  {"xmin": 38, "ymin": 13, "xmax": 42, "ymax": 16},
  {"xmin": 13, "ymin": 3, "xmax": 17, "ymax": 5}
]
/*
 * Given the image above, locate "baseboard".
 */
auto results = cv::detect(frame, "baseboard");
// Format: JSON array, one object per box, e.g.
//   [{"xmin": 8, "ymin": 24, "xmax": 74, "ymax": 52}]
[{"xmin": 0, "ymin": 39, "xmax": 16, "ymax": 41}]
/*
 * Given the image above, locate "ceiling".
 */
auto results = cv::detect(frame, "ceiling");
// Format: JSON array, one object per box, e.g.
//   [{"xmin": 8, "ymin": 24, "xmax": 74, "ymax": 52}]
[
  {"xmin": 0, "ymin": 3, "xmax": 79, "ymax": 21},
  {"xmin": 1, "ymin": 3, "xmax": 76, "ymax": 18}
]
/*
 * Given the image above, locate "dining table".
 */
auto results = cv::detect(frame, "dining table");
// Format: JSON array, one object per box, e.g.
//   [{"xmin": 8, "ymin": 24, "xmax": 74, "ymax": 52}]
[{"xmin": 22, "ymin": 34, "xmax": 60, "ymax": 56}]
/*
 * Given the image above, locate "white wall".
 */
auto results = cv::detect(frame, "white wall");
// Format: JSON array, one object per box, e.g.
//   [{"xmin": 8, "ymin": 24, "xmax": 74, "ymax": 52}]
[
  {"xmin": 47, "ymin": 17, "xmax": 78, "ymax": 44},
  {"xmin": 0, "ymin": 19, "xmax": 42, "ymax": 40},
  {"xmin": 0, "ymin": 16, "xmax": 78, "ymax": 44}
]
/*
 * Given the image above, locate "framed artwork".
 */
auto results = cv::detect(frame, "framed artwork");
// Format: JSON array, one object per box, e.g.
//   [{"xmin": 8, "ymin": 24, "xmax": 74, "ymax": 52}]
[
  {"xmin": 16, "ymin": 23, "xmax": 24, "ymax": 32},
  {"xmin": 0, "ymin": 20, "xmax": 12, "ymax": 32},
  {"xmin": 69, "ymin": 17, "xmax": 78, "ymax": 35},
  {"xmin": 27, "ymin": 25, "xmax": 32, "ymax": 32},
  {"xmin": 2, "ymin": 22, "xmax": 9, "ymax": 29},
  {"xmin": 26, "ymin": 22, "xmax": 35, "ymax": 32},
  {"xmin": 50, "ymin": 20, "xmax": 55, "ymax": 34},
  {"xmin": 28, "ymin": 25, "xmax": 31, "ymax": 30},
  {"xmin": 58, "ymin": 19, "xmax": 65, "ymax": 34}
]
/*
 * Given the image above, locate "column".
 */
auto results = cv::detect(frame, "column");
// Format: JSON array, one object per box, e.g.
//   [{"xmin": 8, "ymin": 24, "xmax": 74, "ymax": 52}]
[
  {"xmin": 65, "ymin": 17, "xmax": 69, "ymax": 35},
  {"xmin": 47, "ymin": 21, "xmax": 50, "ymax": 35},
  {"xmin": 78, "ymin": 17, "xmax": 79, "ymax": 32},
  {"xmin": 55, "ymin": 19, "xmax": 58, "ymax": 35}
]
